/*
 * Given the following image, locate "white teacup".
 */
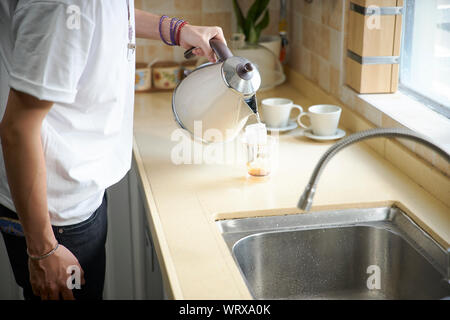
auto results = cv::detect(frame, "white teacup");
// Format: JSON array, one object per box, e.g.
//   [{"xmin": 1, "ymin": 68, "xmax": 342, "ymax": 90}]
[
  {"xmin": 297, "ymin": 105, "xmax": 342, "ymax": 136},
  {"xmin": 260, "ymin": 98, "xmax": 303, "ymax": 129}
]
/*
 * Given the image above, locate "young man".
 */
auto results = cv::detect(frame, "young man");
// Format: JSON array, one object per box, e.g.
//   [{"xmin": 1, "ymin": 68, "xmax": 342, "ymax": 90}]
[{"xmin": 0, "ymin": 0, "xmax": 225, "ymax": 300}]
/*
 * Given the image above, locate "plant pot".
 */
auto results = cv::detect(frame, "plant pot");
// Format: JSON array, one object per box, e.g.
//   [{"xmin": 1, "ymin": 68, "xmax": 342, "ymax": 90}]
[
  {"xmin": 259, "ymin": 35, "xmax": 282, "ymax": 59},
  {"xmin": 233, "ymin": 44, "xmax": 285, "ymax": 91}
]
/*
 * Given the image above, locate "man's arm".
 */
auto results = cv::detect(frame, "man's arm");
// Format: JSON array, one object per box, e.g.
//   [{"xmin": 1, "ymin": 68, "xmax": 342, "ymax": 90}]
[
  {"xmin": 0, "ymin": 89, "xmax": 84, "ymax": 300},
  {"xmin": 134, "ymin": 9, "xmax": 226, "ymax": 62}
]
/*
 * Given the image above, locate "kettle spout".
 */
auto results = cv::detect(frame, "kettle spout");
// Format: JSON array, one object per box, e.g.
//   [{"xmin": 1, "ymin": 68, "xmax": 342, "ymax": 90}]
[{"xmin": 244, "ymin": 95, "xmax": 258, "ymax": 114}]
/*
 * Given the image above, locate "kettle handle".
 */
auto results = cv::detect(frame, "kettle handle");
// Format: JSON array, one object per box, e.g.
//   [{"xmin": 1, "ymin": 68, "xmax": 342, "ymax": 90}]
[{"xmin": 184, "ymin": 39, "xmax": 233, "ymax": 62}]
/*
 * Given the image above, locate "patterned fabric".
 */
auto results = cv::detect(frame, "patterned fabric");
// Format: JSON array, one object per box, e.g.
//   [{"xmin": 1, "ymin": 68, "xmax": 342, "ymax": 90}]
[{"xmin": 0, "ymin": 217, "xmax": 24, "ymax": 236}]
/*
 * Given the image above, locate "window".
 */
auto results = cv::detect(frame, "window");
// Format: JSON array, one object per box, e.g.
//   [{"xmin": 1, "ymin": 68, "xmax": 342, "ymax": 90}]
[{"xmin": 400, "ymin": 0, "xmax": 450, "ymax": 118}]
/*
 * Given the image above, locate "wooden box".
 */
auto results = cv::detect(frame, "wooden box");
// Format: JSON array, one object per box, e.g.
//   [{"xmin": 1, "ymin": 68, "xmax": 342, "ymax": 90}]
[{"xmin": 345, "ymin": 0, "xmax": 404, "ymax": 93}]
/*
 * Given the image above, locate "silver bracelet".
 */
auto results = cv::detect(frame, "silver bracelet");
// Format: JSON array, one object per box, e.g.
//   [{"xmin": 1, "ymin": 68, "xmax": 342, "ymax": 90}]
[{"xmin": 27, "ymin": 243, "xmax": 59, "ymax": 260}]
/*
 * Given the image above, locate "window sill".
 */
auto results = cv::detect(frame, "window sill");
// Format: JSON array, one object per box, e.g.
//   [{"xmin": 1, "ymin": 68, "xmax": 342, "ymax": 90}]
[{"xmin": 357, "ymin": 90, "xmax": 450, "ymax": 156}]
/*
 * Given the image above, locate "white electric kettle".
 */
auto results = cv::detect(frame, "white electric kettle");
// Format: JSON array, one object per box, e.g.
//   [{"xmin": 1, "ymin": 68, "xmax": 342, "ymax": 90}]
[{"xmin": 172, "ymin": 39, "xmax": 261, "ymax": 143}]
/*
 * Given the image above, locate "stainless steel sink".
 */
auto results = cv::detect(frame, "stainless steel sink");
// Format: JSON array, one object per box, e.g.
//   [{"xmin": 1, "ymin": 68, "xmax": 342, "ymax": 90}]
[{"xmin": 216, "ymin": 206, "xmax": 450, "ymax": 300}]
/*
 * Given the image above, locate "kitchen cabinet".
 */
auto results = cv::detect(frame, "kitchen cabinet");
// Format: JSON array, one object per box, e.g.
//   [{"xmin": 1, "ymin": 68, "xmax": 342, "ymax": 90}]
[
  {"xmin": 0, "ymin": 156, "xmax": 164, "ymax": 300},
  {"xmin": 104, "ymin": 157, "xmax": 165, "ymax": 300},
  {"xmin": 0, "ymin": 236, "xmax": 23, "ymax": 299}
]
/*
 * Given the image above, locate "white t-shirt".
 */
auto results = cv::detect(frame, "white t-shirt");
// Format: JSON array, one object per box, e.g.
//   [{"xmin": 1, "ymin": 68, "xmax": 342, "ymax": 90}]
[{"xmin": 0, "ymin": 0, "xmax": 135, "ymax": 225}]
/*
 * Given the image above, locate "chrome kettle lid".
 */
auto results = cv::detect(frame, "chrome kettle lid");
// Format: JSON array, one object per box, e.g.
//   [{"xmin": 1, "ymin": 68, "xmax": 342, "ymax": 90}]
[{"xmin": 222, "ymin": 56, "xmax": 261, "ymax": 96}]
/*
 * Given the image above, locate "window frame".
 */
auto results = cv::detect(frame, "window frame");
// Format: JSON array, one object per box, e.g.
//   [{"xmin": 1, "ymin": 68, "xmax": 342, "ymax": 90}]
[{"xmin": 399, "ymin": 0, "xmax": 450, "ymax": 119}]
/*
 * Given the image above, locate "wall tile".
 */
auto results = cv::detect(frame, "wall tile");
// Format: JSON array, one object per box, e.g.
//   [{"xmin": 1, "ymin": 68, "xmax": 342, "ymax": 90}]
[
  {"xmin": 293, "ymin": 0, "xmax": 302, "ymax": 13},
  {"xmin": 135, "ymin": 0, "xmax": 143, "ymax": 10},
  {"xmin": 310, "ymin": 54, "xmax": 320, "ymax": 83},
  {"xmin": 329, "ymin": 28, "xmax": 343, "ymax": 69},
  {"xmin": 177, "ymin": 13, "xmax": 202, "ymax": 25},
  {"xmin": 385, "ymin": 140, "xmax": 450, "ymax": 208},
  {"xmin": 302, "ymin": 17, "xmax": 318, "ymax": 52},
  {"xmin": 340, "ymin": 85, "xmax": 356, "ymax": 110},
  {"xmin": 317, "ymin": 25, "xmax": 330, "ymax": 60},
  {"xmin": 300, "ymin": 47, "xmax": 312, "ymax": 79},
  {"xmin": 297, "ymin": 0, "xmax": 322, "ymax": 22},
  {"xmin": 202, "ymin": 12, "xmax": 232, "ymax": 39},
  {"xmin": 136, "ymin": 45, "xmax": 145, "ymax": 63},
  {"xmin": 321, "ymin": 0, "xmax": 344, "ymax": 31},
  {"xmin": 318, "ymin": 59, "xmax": 330, "ymax": 92},
  {"xmin": 330, "ymin": 66, "xmax": 341, "ymax": 97},
  {"xmin": 265, "ymin": 9, "xmax": 282, "ymax": 35},
  {"xmin": 144, "ymin": 41, "xmax": 174, "ymax": 62},
  {"xmin": 363, "ymin": 104, "xmax": 382, "ymax": 127},
  {"xmin": 415, "ymin": 143, "xmax": 435, "ymax": 165},
  {"xmin": 290, "ymin": 45, "xmax": 303, "ymax": 75},
  {"xmin": 202, "ymin": 0, "xmax": 233, "ymax": 13},
  {"xmin": 292, "ymin": 12, "xmax": 303, "ymax": 45},
  {"xmin": 141, "ymin": 0, "xmax": 176, "ymax": 13},
  {"xmin": 174, "ymin": 0, "xmax": 202, "ymax": 12},
  {"xmin": 268, "ymin": 0, "xmax": 281, "ymax": 10},
  {"xmin": 381, "ymin": 113, "xmax": 404, "ymax": 129}
]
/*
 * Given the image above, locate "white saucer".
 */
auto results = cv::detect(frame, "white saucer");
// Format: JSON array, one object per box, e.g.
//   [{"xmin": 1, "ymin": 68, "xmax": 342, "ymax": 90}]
[
  {"xmin": 304, "ymin": 128, "xmax": 346, "ymax": 141},
  {"xmin": 266, "ymin": 121, "xmax": 298, "ymax": 133}
]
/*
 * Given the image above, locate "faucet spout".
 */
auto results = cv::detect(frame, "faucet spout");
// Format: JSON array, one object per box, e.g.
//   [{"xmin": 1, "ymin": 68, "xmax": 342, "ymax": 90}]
[{"xmin": 298, "ymin": 128, "xmax": 450, "ymax": 211}]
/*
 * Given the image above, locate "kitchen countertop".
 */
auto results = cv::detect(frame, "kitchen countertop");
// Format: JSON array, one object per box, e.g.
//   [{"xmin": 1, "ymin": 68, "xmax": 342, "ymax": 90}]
[{"xmin": 132, "ymin": 83, "xmax": 450, "ymax": 299}]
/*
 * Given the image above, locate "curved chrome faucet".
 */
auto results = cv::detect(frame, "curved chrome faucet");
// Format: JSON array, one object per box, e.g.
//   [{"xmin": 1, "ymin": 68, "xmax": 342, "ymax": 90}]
[{"xmin": 298, "ymin": 128, "xmax": 450, "ymax": 211}]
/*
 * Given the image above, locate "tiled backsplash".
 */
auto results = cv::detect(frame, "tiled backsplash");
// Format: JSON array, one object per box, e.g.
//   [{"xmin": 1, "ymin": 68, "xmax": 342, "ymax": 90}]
[
  {"xmin": 288, "ymin": 0, "xmax": 449, "ymax": 178},
  {"xmin": 135, "ymin": 0, "xmax": 282, "ymax": 63},
  {"xmin": 134, "ymin": 0, "xmax": 448, "ymax": 178},
  {"xmin": 288, "ymin": 0, "xmax": 346, "ymax": 104}
]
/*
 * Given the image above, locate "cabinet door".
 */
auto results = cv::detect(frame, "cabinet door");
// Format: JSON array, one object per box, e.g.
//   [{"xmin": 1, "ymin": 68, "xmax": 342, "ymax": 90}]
[
  {"xmin": 143, "ymin": 217, "xmax": 164, "ymax": 300},
  {"xmin": 104, "ymin": 173, "xmax": 135, "ymax": 299},
  {"xmin": 0, "ymin": 236, "xmax": 23, "ymax": 299},
  {"xmin": 104, "ymin": 158, "xmax": 164, "ymax": 300},
  {"xmin": 130, "ymin": 160, "xmax": 164, "ymax": 300}
]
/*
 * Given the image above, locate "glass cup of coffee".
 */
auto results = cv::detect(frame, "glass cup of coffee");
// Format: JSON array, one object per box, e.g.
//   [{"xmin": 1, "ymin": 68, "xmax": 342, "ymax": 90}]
[{"xmin": 243, "ymin": 124, "xmax": 277, "ymax": 177}]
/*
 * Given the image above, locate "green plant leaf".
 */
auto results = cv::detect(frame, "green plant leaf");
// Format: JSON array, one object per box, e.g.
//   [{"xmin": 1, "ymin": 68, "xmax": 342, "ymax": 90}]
[
  {"xmin": 239, "ymin": 0, "xmax": 271, "ymax": 43},
  {"xmin": 232, "ymin": 0, "xmax": 245, "ymax": 32},
  {"xmin": 247, "ymin": 24, "xmax": 259, "ymax": 45},
  {"xmin": 255, "ymin": 9, "xmax": 270, "ymax": 33},
  {"xmin": 252, "ymin": 0, "xmax": 271, "ymax": 23}
]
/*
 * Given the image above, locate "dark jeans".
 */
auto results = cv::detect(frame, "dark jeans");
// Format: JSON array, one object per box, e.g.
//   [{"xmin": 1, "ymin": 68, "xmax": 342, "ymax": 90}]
[{"xmin": 0, "ymin": 194, "xmax": 108, "ymax": 300}]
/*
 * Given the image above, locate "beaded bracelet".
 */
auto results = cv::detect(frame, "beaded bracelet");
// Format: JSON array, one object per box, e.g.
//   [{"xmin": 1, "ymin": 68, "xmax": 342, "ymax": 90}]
[
  {"xmin": 159, "ymin": 15, "xmax": 173, "ymax": 46},
  {"xmin": 159, "ymin": 15, "xmax": 189, "ymax": 46},
  {"xmin": 169, "ymin": 18, "xmax": 177, "ymax": 45},
  {"xmin": 172, "ymin": 19, "xmax": 185, "ymax": 45},
  {"xmin": 176, "ymin": 21, "xmax": 189, "ymax": 46}
]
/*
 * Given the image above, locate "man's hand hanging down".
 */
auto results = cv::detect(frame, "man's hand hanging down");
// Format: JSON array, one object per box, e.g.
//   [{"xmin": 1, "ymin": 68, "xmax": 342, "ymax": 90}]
[{"xmin": 0, "ymin": 89, "xmax": 85, "ymax": 300}]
